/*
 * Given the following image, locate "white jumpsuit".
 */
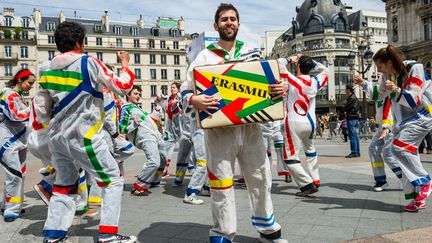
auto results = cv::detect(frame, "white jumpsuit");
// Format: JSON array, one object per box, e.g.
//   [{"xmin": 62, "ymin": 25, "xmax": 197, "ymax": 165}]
[
  {"xmin": 37, "ymin": 52, "xmax": 135, "ymax": 238},
  {"xmin": 182, "ymin": 40, "xmax": 282, "ymax": 242},
  {"xmin": 0, "ymin": 88, "xmax": 30, "ymax": 219},
  {"xmin": 278, "ymin": 58, "xmax": 329, "ymax": 191}
]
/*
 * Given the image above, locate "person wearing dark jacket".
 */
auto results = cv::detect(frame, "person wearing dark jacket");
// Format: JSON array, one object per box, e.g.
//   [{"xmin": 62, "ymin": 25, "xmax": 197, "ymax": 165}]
[{"xmin": 344, "ymin": 84, "xmax": 360, "ymax": 158}]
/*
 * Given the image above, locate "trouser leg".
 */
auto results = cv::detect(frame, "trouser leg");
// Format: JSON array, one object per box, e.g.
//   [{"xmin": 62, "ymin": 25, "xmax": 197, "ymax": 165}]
[
  {"xmin": 186, "ymin": 127, "xmax": 207, "ymax": 195},
  {"xmin": 368, "ymin": 132, "xmax": 387, "ymax": 183},
  {"xmin": 238, "ymin": 125, "xmax": 282, "ymax": 239},
  {"xmin": 205, "ymin": 128, "xmax": 237, "ymax": 241},
  {"xmin": 175, "ymin": 135, "xmax": 192, "ymax": 184}
]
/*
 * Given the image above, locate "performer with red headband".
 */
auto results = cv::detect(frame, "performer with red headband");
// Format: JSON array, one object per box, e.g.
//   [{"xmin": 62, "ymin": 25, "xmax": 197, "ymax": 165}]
[
  {"xmin": 0, "ymin": 69, "xmax": 35, "ymax": 222},
  {"xmin": 274, "ymin": 54, "xmax": 329, "ymax": 197}
]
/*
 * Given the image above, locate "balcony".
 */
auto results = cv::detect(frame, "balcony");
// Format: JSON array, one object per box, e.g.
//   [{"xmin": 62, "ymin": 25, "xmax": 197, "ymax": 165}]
[
  {"xmin": 0, "ymin": 52, "xmax": 18, "ymax": 63},
  {"xmin": 417, "ymin": 2, "xmax": 432, "ymax": 17}
]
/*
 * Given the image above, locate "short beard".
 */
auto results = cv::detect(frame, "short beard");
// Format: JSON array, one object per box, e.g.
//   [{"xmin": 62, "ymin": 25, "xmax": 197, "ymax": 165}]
[{"xmin": 218, "ymin": 28, "xmax": 238, "ymax": 41}]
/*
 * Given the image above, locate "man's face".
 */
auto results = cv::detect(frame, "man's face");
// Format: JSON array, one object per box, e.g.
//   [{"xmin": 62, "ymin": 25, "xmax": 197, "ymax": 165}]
[
  {"xmin": 127, "ymin": 89, "xmax": 141, "ymax": 104},
  {"xmin": 214, "ymin": 9, "xmax": 239, "ymax": 41}
]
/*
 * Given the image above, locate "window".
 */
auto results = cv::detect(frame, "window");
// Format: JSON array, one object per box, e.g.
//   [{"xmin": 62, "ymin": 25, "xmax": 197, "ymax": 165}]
[
  {"xmin": 306, "ymin": 18, "xmax": 323, "ymax": 34},
  {"xmin": 161, "ymin": 85, "xmax": 168, "ymax": 95},
  {"xmin": 48, "ymin": 35, "xmax": 55, "ymax": 44},
  {"xmin": 160, "ymin": 40, "xmax": 166, "ymax": 49},
  {"xmin": 114, "ymin": 26, "xmax": 122, "ymax": 35},
  {"xmin": 116, "ymin": 38, "xmax": 122, "ymax": 47},
  {"xmin": 134, "ymin": 68, "xmax": 141, "ymax": 79},
  {"xmin": 150, "ymin": 69, "xmax": 157, "ymax": 79},
  {"xmin": 48, "ymin": 51, "xmax": 55, "ymax": 61},
  {"xmin": 96, "ymin": 37, "xmax": 102, "ymax": 46},
  {"xmin": 20, "ymin": 46, "xmax": 28, "ymax": 58},
  {"xmin": 84, "ymin": 37, "xmax": 88, "ymax": 45},
  {"xmin": 304, "ymin": 39, "xmax": 324, "ymax": 50},
  {"xmin": 161, "ymin": 55, "xmax": 167, "ymax": 64},
  {"xmin": 22, "ymin": 31, "xmax": 28, "ymax": 40},
  {"xmin": 424, "ymin": 0, "xmax": 431, "ymax": 5},
  {"xmin": 149, "ymin": 39, "xmax": 155, "ymax": 49},
  {"xmin": 335, "ymin": 18, "xmax": 346, "ymax": 32},
  {"xmin": 174, "ymin": 69, "xmax": 181, "ymax": 80},
  {"xmin": 21, "ymin": 63, "xmax": 28, "ymax": 69},
  {"xmin": 173, "ymin": 41, "xmax": 179, "ymax": 50},
  {"xmin": 94, "ymin": 25, "xmax": 102, "ymax": 32},
  {"xmin": 174, "ymin": 55, "xmax": 180, "ymax": 65},
  {"xmin": 161, "ymin": 69, "xmax": 167, "ymax": 79},
  {"xmin": 170, "ymin": 29, "xmax": 178, "ymax": 37},
  {"xmin": 152, "ymin": 28, "xmax": 160, "ymax": 36},
  {"xmin": 22, "ymin": 17, "xmax": 30, "ymax": 28},
  {"xmin": 335, "ymin": 38, "xmax": 350, "ymax": 48},
  {"xmin": 5, "ymin": 64, "xmax": 13, "ymax": 76},
  {"xmin": 426, "ymin": 61, "xmax": 431, "ymax": 78},
  {"xmin": 151, "ymin": 85, "xmax": 157, "ymax": 97},
  {"xmin": 134, "ymin": 53, "xmax": 141, "ymax": 64},
  {"xmin": 134, "ymin": 39, "xmax": 140, "ymax": 48},
  {"xmin": 97, "ymin": 52, "xmax": 103, "ymax": 61},
  {"xmin": 424, "ymin": 16, "xmax": 432, "ymax": 41},
  {"xmin": 150, "ymin": 54, "xmax": 156, "ymax": 64},
  {"xmin": 5, "ymin": 17, "xmax": 13, "ymax": 27},
  {"xmin": 47, "ymin": 22, "xmax": 56, "ymax": 31},
  {"xmin": 4, "ymin": 46, "xmax": 12, "ymax": 57},
  {"xmin": 131, "ymin": 27, "xmax": 139, "ymax": 36}
]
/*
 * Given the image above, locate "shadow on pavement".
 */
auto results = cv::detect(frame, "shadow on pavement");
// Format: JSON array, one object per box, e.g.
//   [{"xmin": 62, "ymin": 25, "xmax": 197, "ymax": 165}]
[
  {"xmin": 137, "ymin": 222, "xmax": 258, "ymax": 243},
  {"xmin": 322, "ymin": 182, "xmax": 402, "ymax": 193}
]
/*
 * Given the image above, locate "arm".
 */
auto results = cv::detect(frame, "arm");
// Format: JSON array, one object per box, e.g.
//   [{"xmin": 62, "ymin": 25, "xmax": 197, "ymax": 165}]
[
  {"xmin": 90, "ymin": 52, "xmax": 135, "ymax": 96},
  {"xmin": 313, "ymin": 60, "xmax": 330, "ymax": 91},
  {"xmin": 396, "ymin": 64, "xmax": 426, "ymax": 109}
]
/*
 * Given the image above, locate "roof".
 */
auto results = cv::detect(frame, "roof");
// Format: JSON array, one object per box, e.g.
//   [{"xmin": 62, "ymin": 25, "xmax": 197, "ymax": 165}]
[{"xmin": 39, "ymin": 16, "xmax": 186, "ymax": 38}]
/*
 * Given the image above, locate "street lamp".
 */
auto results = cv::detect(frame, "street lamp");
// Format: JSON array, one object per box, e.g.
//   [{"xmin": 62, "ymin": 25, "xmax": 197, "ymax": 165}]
[{"xmin": 348, "ymin": 42, "xmax": 374, "ymax": 119}]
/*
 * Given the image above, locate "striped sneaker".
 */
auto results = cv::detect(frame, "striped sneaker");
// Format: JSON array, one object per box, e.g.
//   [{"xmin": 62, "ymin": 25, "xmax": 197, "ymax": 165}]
[
  {"xmin": 98, "ymin": 234, "xmax": 137, "ymax": 243},
  {"xmin": 415, "ymin": 182, "xmax": 432, "ymax": 201},
  {"xmin": 404, "ymin": 199, "xmax": 427, "ymax": 212}
]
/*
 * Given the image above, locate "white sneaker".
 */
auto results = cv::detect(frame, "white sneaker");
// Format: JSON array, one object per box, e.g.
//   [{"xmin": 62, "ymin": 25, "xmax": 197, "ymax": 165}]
[
  {"xmin": 183, "ymin": 194, "xmax": 204, "ymax": 205},
  {"xmin": 372, "ymin": 182, "xmax": 389, "ymax": 192}
]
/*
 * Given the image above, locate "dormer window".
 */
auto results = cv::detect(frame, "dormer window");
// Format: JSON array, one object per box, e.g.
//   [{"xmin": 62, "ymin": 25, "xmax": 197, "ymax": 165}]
[
  {"xmin": 131, "ymin": 27, "xmax": 139, "ymax": 36},
  {"xmin": 151, "ymin": 27, "xmax": 160, "ymax": 36},
  {"xmin": 47, "ymin": 22, "xmax": 56, "ymax": 31},
  {"xmin": 22, "ymin": 17, "xmax": 30, "ymax": 28},
  {"xmin": 114, "ymin": 26, "xmax": 122, "ymax": 35},
  {"xmin": 305, "ymin": 17, "xmax": 324, "ymax": 35},
  {"xmin": 334, "ymin": 17, "xmax": 347, "ymax": 32},
  {"xmin": 5, "ymin": 16, "xmax": 13, "ymax": 27},
  {"xmin": 170, "ymin": 28, "xmax": 179, "ymax": 37},
  {"xmin": 94, "ymin": 24, "xmax": 102, "ymax": 32}
]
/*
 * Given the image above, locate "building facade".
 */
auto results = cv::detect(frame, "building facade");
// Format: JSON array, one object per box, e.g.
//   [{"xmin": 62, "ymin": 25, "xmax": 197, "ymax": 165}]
[
  {"xmin": 0, "ymin": 8, "xmax": 37, "ymax": 97},
  {"xmin": 382, "ymin": 0, "xmax": 432, "ymax": 77},
  {"xmin": 272, "ymin": 0, "xmax": 387, "ymax": 116},
  {"xmin": 34, "ymin": 10, "xmax": 189, "ymax": 111}
]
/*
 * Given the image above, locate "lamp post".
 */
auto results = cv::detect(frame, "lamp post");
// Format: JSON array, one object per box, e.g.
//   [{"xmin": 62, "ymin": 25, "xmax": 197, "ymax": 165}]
[{"xmin": 348, "ymin": 42, "xmax": 374, "ymax": 119}]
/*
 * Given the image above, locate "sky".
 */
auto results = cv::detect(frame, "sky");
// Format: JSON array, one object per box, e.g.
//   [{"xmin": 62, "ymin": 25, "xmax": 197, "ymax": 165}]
[{"xmin": 0, "ymin": 0, "xmax": 386, "ymax": 36}]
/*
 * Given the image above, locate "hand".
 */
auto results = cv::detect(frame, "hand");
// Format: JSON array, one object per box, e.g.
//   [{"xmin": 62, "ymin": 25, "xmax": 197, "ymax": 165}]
[
  {"xmin": 117, "ymin": 51, "xmax": 130, "ymax": 67},
  {"xmin": 379, "ymin": 128, "xmax": 389, "ymax": 140},
  {"xmin": 269, "ymin": 79, "xmax": 288, "ymax": 100},
  {"xmin": 190, "ymin": 95, "xmax": 219, "ymax": 116},
  {"xmin": 288, "ymin": 54, "xmax": 301, "ymax": 65},
  {"xmin": 353, "ymin": 74, "xmax": 365, "ymax": 86},
  {"xmin": 385, "ymin": 80, "xmax": 399, "ymax": 92}
]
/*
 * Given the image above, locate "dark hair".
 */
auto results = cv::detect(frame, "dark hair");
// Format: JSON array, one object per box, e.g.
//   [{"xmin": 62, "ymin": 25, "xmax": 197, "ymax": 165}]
[
  {"xmin": 297, "ymin": 55, "xmax": 315, "ymax": 75},
  {"xmin": 346, "ymin": 83, "xmax": 354, "ymax": 92},
  {"xmin": 214, "ymin": 3, "xmax": 239, "ymax": 23},
  {"xmin": 54, "ymin": 21, "xmax": 86, "ymax": 53},
  {"xmin": 373, "ymin": 45, "xmax": 407, "ymax": 77},
  {"xmin": 171, "ymin": 82, "xmax": 181, "ymax": 90},
  {"xmin": 7, "ymin": 69, "xmax": 35, "ymax": 88},
  {"xmin": 126, "ymin": 85, "xmax": 142, "ymax": 101}
]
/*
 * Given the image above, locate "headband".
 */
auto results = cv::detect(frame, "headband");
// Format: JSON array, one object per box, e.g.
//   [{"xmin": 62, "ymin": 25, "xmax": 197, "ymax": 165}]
[{"xmin": 16, "ymin": 70, "xmax": 34, "ymax": 81}]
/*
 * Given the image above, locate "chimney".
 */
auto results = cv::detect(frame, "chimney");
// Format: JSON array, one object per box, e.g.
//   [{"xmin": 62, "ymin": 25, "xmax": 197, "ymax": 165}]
[
  {"xmin": 102, "ymin": 10, "xmax": 109, "ymax": 32},
  {"xmin": 59, "ymin": 11, "xmax": 65, "ymax": 23},
  {"xmin": 33, "ymin": 8, "xmax": 41, "ymax": 26},
  {"xmin": 3, "ymin": 7, "xmax": 15, "ymax": 16},
  {"xmin": 137, "ymin": 14, "xmax": 145, "ymax": 29}
]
